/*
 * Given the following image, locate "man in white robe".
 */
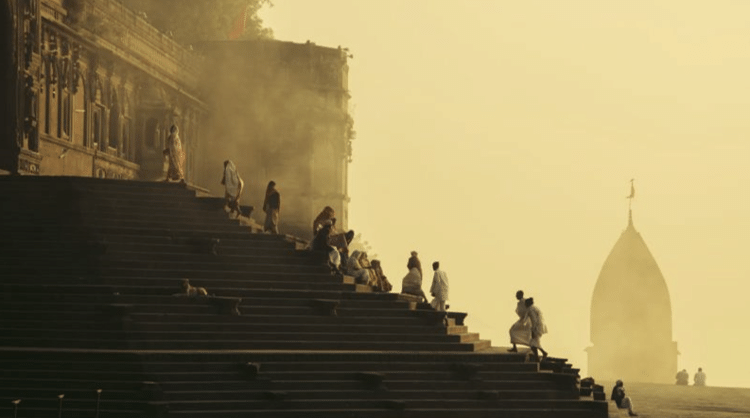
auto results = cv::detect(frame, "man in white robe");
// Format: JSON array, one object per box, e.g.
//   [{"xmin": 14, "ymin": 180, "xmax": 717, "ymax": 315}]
[
  {"xmin": 508, "ymin": 290, "xmax": 531, "ymax": 352},
  {"xmin": 429, "ymin": 261, "xmax": 449, "ymax": 312},
  {"xmin": 525, "ymin": 297, "xmax": 549, "ymax": 360}
]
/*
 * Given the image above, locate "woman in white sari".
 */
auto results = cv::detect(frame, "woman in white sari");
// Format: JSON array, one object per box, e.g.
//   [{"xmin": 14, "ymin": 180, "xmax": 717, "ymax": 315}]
[
  {"xmin": 221, "ymin": 160, "xmax": 244, "ymax": 217},
  {"xmin": 508, "ymin": 290, "xmax": 531, "ymax": 352},
  {"xmin": 163, "ymin": 124, "xmax": 185, "ymax": 182}
]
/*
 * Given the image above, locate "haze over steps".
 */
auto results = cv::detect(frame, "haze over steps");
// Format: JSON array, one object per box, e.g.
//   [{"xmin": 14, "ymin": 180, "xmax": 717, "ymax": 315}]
[{"xmin": 0, "ymin": 176, "xmax": 607, "ymax": 418}]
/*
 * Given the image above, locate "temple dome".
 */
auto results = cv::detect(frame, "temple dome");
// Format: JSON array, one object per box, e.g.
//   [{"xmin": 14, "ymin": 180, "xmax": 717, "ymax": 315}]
[{"xmin": 588, "ymin": 211, "xmax": 678, "ymax": 383}]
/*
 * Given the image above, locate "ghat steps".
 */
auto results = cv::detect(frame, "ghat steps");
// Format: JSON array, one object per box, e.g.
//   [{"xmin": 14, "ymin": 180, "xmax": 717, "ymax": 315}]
[{"xmin": 0, "ymin": 176, "xmax": 606, "ymax": 418}]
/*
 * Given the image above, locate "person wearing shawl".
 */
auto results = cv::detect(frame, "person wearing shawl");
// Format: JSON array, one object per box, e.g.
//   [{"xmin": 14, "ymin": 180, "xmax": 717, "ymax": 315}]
[
  {"xmin": 313, "ymin": 206, "xmax": 336, "ymax": 236},
  {"xmin": 407, "ymin": 251, "xmax": 423, "ymax": 279},
  {"xmin": 163, "ymin": 124, "xmax": 186, "ymax": 182},
  {"xmin": 262, "ymin": 181, "xmax": 281, "ymax": 234},
  {"xmin": 221, "ymin": 160, "xmax": 244, "ymax": 218},
  {"xmin": 401, "ymin": 264, "xmax": 427, "ymax": 303},
  {"xmin": 429, "ymin": 261, "xmax": 449, "ymax": 311},
  {"xmin": 370, "ymin": 260, "xmax": 392, "ymax": 292},
  {"xmin": 525, "ymin": 297, "xmax": 549, "ymax": 361},
  {"xmin": 346, "ymin": 250, "xmax": 371, "ymax": 285},
  {"xmin": 508, "ymin": 290, "xmax": 532, "ymax": 352}
]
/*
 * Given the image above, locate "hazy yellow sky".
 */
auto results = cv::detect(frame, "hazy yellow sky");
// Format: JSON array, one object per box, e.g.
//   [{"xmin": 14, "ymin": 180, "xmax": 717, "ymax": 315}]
[{"xmin": 261, "ymin": 0, "xmax": 750, "ymax": 388}]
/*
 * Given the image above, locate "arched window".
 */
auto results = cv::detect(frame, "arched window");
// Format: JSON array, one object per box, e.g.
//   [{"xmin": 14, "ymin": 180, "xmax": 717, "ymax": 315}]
[{"xmin": 108, "ymin": 91, "xmax": 120, "ymax": 150}]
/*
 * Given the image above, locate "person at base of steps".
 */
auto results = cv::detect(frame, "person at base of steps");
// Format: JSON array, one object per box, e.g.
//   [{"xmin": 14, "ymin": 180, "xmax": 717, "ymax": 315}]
[
  {"xmin": 676, "ymin": 369, "xmax": 689, "ymax": 385},
  {"xmin": 611, "ymin": 380, "xmax": 639, "ymax": 416},
  {"xmin": 221, "ymin": 160, "xmax": 244, "ymax": 218},
  {"xmin": 429, "ymin": 261, "xmax": 449, "ymax": 312},
  {"xmin": 508, "ymin": 290, "xmax": 532, "ymax": 352},
  {"xmin": 262, "ymin": 181, "xmax": 281, "ymax": 234},
  {"xmin": 525, "ymin": 297, "xmax": 549, "ymax": 361},
  {"xmin": 694, "ymin": 367, "xmax": 707, "ymax": 386}
]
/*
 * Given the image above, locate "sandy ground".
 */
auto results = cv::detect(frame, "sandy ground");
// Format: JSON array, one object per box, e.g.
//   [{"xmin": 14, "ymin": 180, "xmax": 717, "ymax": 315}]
[{"xmin": 602, "ymin": 382, "xmax": 750, "ymax": 418}]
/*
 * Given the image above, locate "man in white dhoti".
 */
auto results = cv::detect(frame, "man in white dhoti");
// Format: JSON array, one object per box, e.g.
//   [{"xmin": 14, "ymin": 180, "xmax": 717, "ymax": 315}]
[
  {"xmin": 221, "ymin": 160, "xmax": 244, "ymax": 218},
  {"xmin": 508, "ymin": 290, "xmax": 531, "ymax": 352},
  {"xmin": 694, "ymin": 368, "xmax": 706, "ymax": 386},
  {"xmin": 525, "ymin": 297, "xmax": 549, "ymax": 361},
  {"xmin": 429, "ymin": 261, "xmax": 449, "ymax": 312},
  {"xmin": 611, "ymin": 380, "xmax": 639, "ymax": 416}
]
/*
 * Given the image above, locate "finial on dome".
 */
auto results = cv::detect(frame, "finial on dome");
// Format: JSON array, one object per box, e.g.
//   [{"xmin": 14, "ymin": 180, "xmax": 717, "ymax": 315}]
[{"xmin": 626, "ymin": 179, "xmax": 635, "ymax": 228}]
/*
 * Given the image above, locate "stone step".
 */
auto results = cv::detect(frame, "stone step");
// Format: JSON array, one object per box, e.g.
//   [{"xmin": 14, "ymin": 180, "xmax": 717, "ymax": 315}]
[
  {"xmin": 0, "ymin": 235, "xmax": 296, "ymax": 250},
  {"xmin": 158, "ymin": 399, "xmax": 609, "ymax": 411},
  {"xmin": 0, "ymin": 328, "xmax": 467, "ymax": 344},
  {"xmin": 0, "ymin": 387, "xmax": 578, "ymax": 401},
  {"xmin": 165, "ymin": 407, "xmax": 606, "ymax": 418},
  {"xmin": 0, "ymin": 337, "xmax": 481, "ymax": 351},
  {"xmin": 1, "ymin": 242, "xmax": 300, "ymax": 257}
]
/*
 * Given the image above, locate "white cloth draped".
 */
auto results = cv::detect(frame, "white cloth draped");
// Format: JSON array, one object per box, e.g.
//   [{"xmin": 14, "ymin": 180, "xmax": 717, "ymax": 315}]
[
  {"xmin": 527, "ymin": 305, "xmax": 548, "ymax": 348},
  {"xmin": 430, "ymin": 270, "xmax": 449, "ymax": 301},
  {"xmin": 509, "ymin": 298, "xmax": 532, "ymax": 346},
  {"xmin": 223, "ymin": 160, "xmax": 243, "ymax": 198}
]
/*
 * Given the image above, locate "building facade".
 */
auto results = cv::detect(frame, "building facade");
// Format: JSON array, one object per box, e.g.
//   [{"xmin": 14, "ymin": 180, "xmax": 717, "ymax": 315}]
[
  {"xmin": 587, "ymin": 210, "xmax": 679, "ymax": 384},
  {"xmin": 1, "ymin": 1, "xmax": 354, "ymax": 239},
  {"xmin": 1, "ymin": 0, "xmax": 207, "ymax": 181}
]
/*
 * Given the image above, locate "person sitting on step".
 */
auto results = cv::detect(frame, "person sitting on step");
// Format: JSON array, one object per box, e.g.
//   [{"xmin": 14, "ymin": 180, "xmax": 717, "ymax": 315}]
[
  {"xmin": 675, "ymin": 369, "xmax": 689, "ymax": 385},
  {"xmin": 346, "ymin": 250, "xmax": 372, "ymax": 285},
  {"xmin": 401, "ymin": 263, "xmax": 428, "ymax": 303},
  {"xmin": 311, "ymin": 220, "xmax": 342, "ymax": 274},
  {"xmin": 313, "ymin": 206, "xmax": 336, "ymax": 236},
  {"xmin": 370, "ymin": 260, "xmax": 392, "ymax": 292},
  {"xmin": 173, "ymin": 279, "xmax": 208, "ymax": 297},
  {"xmin": 611, "ymin": 380, "xmax": 639, "ymax": 416}
]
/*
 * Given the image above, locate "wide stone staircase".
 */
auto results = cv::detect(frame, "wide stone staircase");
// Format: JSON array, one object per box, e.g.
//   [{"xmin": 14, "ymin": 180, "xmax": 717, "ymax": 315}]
[{"xmin": 0, "ymin": 176, "xmax": 607, "ymax": 418}]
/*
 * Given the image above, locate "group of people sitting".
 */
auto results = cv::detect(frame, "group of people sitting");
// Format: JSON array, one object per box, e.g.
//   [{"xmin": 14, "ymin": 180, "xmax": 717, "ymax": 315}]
[
  {"xmin": 310, "ymin": 206, "xmax": 392, "ymax": 293},
  {"xmin": 676, "ymin": 368, "xmax": 706, "ymax": 386},
  {"xmin": 221, "ymin": 160, "xmax": 281, "ymax": 234}
]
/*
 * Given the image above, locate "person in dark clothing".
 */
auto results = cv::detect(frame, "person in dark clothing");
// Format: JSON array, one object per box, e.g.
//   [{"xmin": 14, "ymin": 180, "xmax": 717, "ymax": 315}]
[
  {"xmin": 611, "ymin": 380, "xmax": 638, "ymax": 416},
  {"xmin": 263, "ymin": 181, "xmax": 281, "ymax": 234},
  {"xmin": 407, "ymin": 251, "xmax": 423, "ymax": 278}
]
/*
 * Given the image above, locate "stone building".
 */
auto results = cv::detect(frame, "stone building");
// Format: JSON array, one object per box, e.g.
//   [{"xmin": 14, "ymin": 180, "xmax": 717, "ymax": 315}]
[
  {"xmin": 0, "ymin": 0, "xmax": 206, "ymax": 181},
  {"xmin": 1, "ymin": 2, "xmax": 354, "ymax": 235},
  {"xmin": 195, "ymin": 40, "xmax": 354, "ymax": 238},
  {"xmin": 587, "ymin": 210, "xmax": 679, "ymax": 384}
]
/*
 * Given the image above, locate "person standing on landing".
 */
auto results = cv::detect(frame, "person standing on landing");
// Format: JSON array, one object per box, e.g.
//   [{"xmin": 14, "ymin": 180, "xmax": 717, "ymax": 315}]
[
  {"xmin": 263, "ymin": 181, "xmax": 281, "ymax": 234},
  {"xmin": 508, "ymin": 290, "xmax": 531, "ymax": 352},
  {"xmin": 430, "ymin": 261, "xmax": 449, "ymax": 312}
]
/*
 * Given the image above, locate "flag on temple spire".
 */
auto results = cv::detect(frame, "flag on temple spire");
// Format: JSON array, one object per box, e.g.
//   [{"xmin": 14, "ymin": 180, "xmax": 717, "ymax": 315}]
[
  {"xmin": 227, "ymin": 4, "xmax": 249, "ymax": 40},
  {"xmin": 626, "ymin": 179, "xmax": 635, "ymax": 200}
]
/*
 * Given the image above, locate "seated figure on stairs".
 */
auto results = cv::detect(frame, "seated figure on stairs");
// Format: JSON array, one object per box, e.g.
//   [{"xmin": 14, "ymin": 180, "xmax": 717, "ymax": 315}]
[
  {"xmin": 370, "ymin": 260, "xmax": 392, "ymax": 293},
  {"xmin": 346, "ymin": 250, "xmax": 372, "ymax": 285},
  {"xmin": 311, "ymin": 220, "xmax": 342, "ymax": 274},
  {"xmin": 313, "ymin": 206, "xmax": 336, "ymax": 236},
  {"xmin": 675, "ymin": 369, "xmax": 689, "ymax": 385},
  {"xmin": 611, "ymin": 380, "xmax": 639, "ymax": 416},
  {"xmin": 401, "ymin": 263, "xmax": 428, "ymax": 303}
]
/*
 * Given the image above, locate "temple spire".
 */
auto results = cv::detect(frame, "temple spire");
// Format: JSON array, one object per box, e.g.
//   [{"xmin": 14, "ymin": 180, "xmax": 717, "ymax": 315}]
[{"xmin": 626, "ymin": 179, "xmax": 635, "ymax": 227}]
